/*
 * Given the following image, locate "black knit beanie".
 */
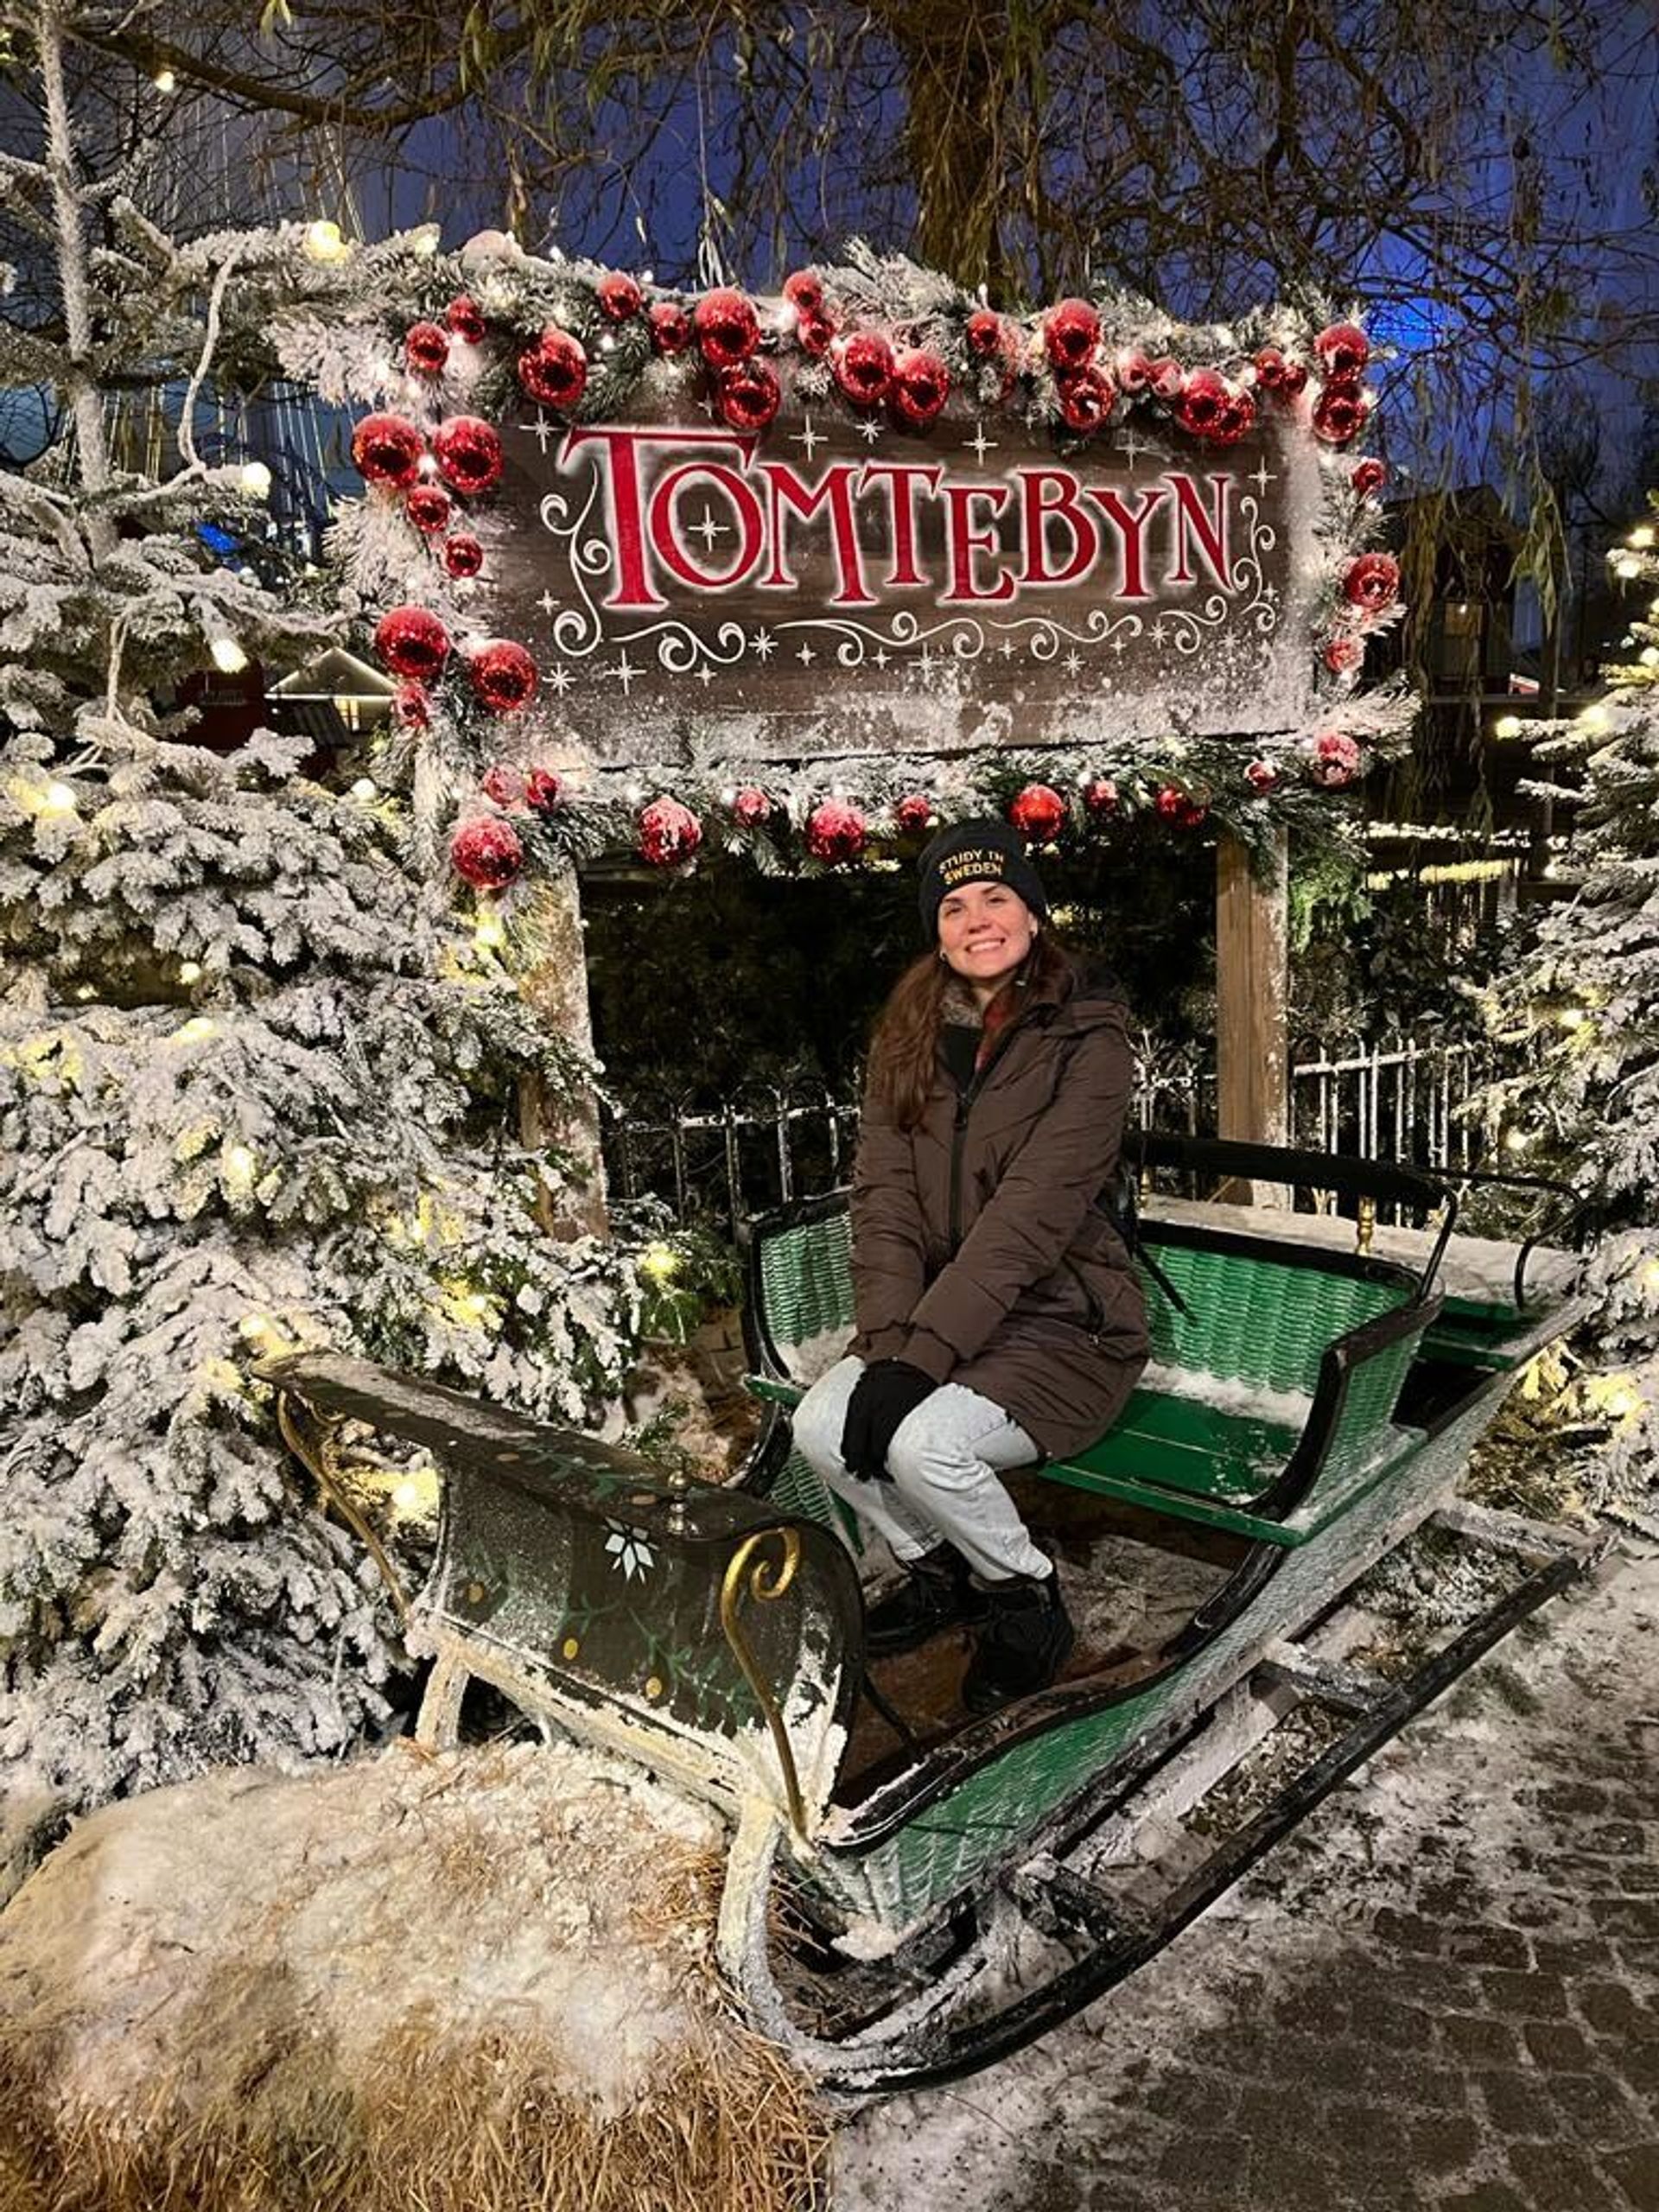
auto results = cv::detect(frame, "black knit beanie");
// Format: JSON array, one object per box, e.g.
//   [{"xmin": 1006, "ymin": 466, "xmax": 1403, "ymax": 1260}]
[{"xmin": 917, "ymin": 818, "xmax": 1050, "ymax": 939}]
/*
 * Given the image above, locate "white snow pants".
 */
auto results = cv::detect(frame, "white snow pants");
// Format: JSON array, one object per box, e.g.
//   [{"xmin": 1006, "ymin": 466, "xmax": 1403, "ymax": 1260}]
[{"xmin": 790, "ymin": 1354, "xmax": 1048, "ymax": 1582}]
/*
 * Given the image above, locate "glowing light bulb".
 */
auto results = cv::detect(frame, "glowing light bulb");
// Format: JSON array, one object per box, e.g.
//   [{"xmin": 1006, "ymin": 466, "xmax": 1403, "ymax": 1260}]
[
  {"xmin": 41, "ymin": 781, "xmax": 77, "ymax": 814},
  {"xmin": 410, "ymin": 227, "xmax": 440, "ymax": 259},
  {"xmin": 1630, "ymin": 524, "xmax": 1655, "ymax": 549},
  {"xmin": 210, "ymin": 636, "xmax": 248, "ymax": 675},
  {"xmin": 474, "ymin": 910, "xmax": 505, "ymax": 951},
  {"xmin": 1642, "ymin": 647, "xmax": 1659, "ymax": 668},
  {"xmin": 178, "ymin": 960, "xmax": 201, "ymax": 982},
  {"xmin": 639, "ymin": 1242, "xmax": 682, "ymax": 1282},
  {"xmin": 1493, "ymin": 715, "xmax": 1524, "ymax": 739},
  {"xmin": 172, "ymin": 1016, "xmax": 216, "ymax": 1044},
  {"xmin": 1578, "ymin": 702, "xmax": 1610, "ymax": 730},
  {"xmin": 1558, "ymin": 1007, "xmax": 1586, "ymax": 1029},
  {"xmin": 226, "ymin": 1143, "xmax": 256, "ymax": 1178},
  {"xmin": 240, "ymin": 461, "xmax": 271, "ymax": 498},
  {"xmin": 350, "ymin": 778, "xmax": 378, "ymax": 800},
  {"xmin": 303, "ymin": 219, "xmax": 348, "ymax": 263},
  {"xmin": 153, "ymin": 67, "xmax": 176, "ymax": 93},
  {"xmin": 392, "ymin": 1479, "xmax": 423, "ymax": 1511},
  {"xmin": 1613, "ymin": 555, "xmax": 1642, "ymax": 580},
  {"xmin": 238, "ymin": 1313, "xmax": 270, "ymax": 1341},
  {"xmin": 1503, "ymin": 1128, "xmax": 1532, "ymax": 1153}
]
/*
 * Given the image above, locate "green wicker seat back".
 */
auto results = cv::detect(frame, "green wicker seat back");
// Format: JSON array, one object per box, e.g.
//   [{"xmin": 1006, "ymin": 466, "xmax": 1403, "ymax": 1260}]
[
  {"xmin": 755, "ymin": 1211, "xmax": 856, "ymax": 1376},
  {"xmin": 1136, "ymin": 1237, "xmax": 1409, "ymax": 1395}
]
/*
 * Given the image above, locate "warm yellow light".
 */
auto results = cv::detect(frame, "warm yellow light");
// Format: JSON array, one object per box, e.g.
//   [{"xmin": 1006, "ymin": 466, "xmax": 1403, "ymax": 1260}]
[
  {"xmin": 41, "ymin": 781, "xmax": 77, "ymax": 814},
  {"xmin": 639, "ymin": 1242, "xmax": 682, "ymax": 1282},
  {"xmin": 350, "ymin": 778, "xmax": 378, "ymax": 800},
  {"xmin": 74, "ymin": 983, "xmax": 95, "ymax": 1001},
  {"xmin": 238, "ymin": 1313, "xmax": 270, "ymax": 1341},
  {"xmin": 240, "ymin": 461, "xmax": 272, "ymax": 498},
  {"xmin": 1558, "ymin": 1007, "xmax": 1586, "ymax": 1029},
  {"xmin": 210, "ymin": 636, "xmax": 248, "ymax": 674},
  {"xmin": 1613, "ymin": 555, "xmax": 1642, "ymax": 580},
  {"xmin": 1641, "ymin": 1260, "xmax": 1659, "ymax": 1294},
  {"xmin": 1503, "ymin": 1128, "xmax": 1532, "ymax": 1153},
  {"xmin": 153, "ymin": 67, "xmax": 176, "ymax": 92},
  {"xmin": 1578, "ymin": 702, "xmax": 1610, "ymax": 730},
  {"xmin": 226, "ymin": 1143, "xmax": 256, "ymax": 1180},
  {"xmin": 1642, "ymin": 647, "xmax": 1659, "ymax": 668},
  {"xmin": 1493, "ymin": 714, "xmax": 1525, "ymax": 739},
  {"xmin": 410, "ymin": 227, "xmax": 441, "ymax": 259},
  {"xmin": 473, "ymin": 910, "xmax": 506, "ymax": 951},
  {"xmin": 303, "ymin": 219, "xmax": 349, "ymax": 263},
  {"xmin": 178, "ymin": 959, "xmax": 201, "ymax": 982},
  {"xmin": 172, "ymin": 1015, "xmax": 216, "ymax": 1044},
  {"xmin": 1630, "ymin": 524, "xmax": 1656, "ymax": 549},
  {"xmin": 391, "ymin": 1469, "xmax": 440, "ymax": 1516}
]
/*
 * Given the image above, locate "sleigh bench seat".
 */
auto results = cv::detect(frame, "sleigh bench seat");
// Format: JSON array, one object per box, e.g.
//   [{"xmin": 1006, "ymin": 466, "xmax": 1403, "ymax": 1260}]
[{"xmin": 741, "ymin": 1144, "xmax": 1448, "ymax": 1552}]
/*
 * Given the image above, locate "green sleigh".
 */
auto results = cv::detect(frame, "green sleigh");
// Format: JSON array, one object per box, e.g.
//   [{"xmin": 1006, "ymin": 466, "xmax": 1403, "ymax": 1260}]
[{"xmin": 264, "ymin": 1134, "xmax": 1599, "ymax": 2093}]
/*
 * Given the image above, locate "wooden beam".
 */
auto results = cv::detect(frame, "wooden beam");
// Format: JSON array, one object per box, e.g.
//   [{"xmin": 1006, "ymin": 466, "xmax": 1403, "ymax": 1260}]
[
  {"xmin": 1215, "ymin": 829, "xmax": 1289, "ymax": 1173},
  {"xmin": 515, "ymin": 868, "xmax": 609, "ymax": 1239}
]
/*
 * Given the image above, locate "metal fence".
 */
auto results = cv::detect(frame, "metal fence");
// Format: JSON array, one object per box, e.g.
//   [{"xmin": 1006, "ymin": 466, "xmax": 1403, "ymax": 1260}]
[{"xmin": 601, "ymin": 1033, "xmax": 1498, "ymax": 1232}]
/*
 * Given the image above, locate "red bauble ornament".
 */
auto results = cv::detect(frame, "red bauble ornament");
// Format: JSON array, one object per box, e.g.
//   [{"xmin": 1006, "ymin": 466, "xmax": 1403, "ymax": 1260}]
[
  {"xmin": 444, "ymin": 295, "xmax": 487, "ymax": 345},
  {"xmin": 481, "ymin": 763, "xmax": 524, "ymax": 808},
  {"xmin": 1323, "ymin": 632, "xmax": 1364, "ymax": 676},
  {"xmin": 1252, "ymin": 346, "xmax": 1289, "ymax": 391},
  {"xmin": 518, "ymin": 329, "xmax": 588, "ymax": 412},
  {"xmin": 730, "ymin": 785, "xmax": 772, "ymax": 828},
  {"xmin": 1149, "ymin": 358, "xmax": 1186, "ymax": 402},
  {"xmin": 1278, "ymin": 359, "xmax": 1309, "ymax": 397},
  {"xmin": 782, "ymin": 269, "xmax": 824, "ymax": 315},
  {"xmin": 451, "ymin": 815, "xmax": 524, "ymax": 891},
  {"xmin": 405, "ymin": 321, "xmax": 450, "ymax": 376},
  {"xmin": 1312, "ymin": 378, "xmax": 1370, "ymax": 446},
  {"xmin": 1308, "ymin": 732, "xmax": 1363, "ymax": 787},
  {"xmin": 649, "ymin": 301, "xmax": 693, "ymax": 355},
  {"xmin": 893, "ymin": 792, "xmax": 934, "ymax": 834},
  {"xmin": 351, "ymin": 412, "xmax": 424, "ymax": 488},
  {"xmin": 468, "ymin": 639, "xmax": 539, "ymax": 713},
  {"xmin": 638, "ymin": 796, "xmax": 704, "ymax": 868},
  {"xmin": 716, "ymin": 360, "xmax": 782, "ymax": 432},
  {"xmin": 797, "ymin": 309, "xmax": 837, "ymax": 358},
  {"xmin": 1314, "ymin": 321, "xmax": 1370, "ymax": 378},
  {"xmin": 1175, "ymin": 367, "xmax": 1231, "ymax": 439},
  {"xmin": 444, "ymin": 532, "xmax": 486, "ymax": 580},
  {"xmin": 1343, "ymin": 551, "xmax": 1401, "ymax": 615},
  {"xmin": 404, "ymin": 483, "xmax": 453, "ymax": 535},
  {"xmin": 1007, "ymin": 783, "xmax": 1065, "ymax": 842},
  {"xmin": 834, "ymin": 330, "xmax": 895, "ymax": 407},
  {"xmin": 805, "ymin": 798, "xmax": 868, "ymax": 864},
  {"xmin": 374, "ymin": 605, "xmax": 451, "ymax": 680},
  {"xmin": 597, "ymin": 271, "xmax": 643, "ymax": 321},
  {"xmin": 1212, "ymin": 388, "xmax": 1257, "ymax": 447},
  {"xmin": 393, "ymin": 679, "xmax": 430, "ymax": 728},
  {"xmin": 891, "ymin": 346, "xmax": 951, "ymax": 429},
  {"xmin": 1245, "ymin": 759, "xmax": 1279, "ymax": 793},
  {"xmin": 524, "ymin": 768, "xmax": 563, "ymax": 814},
  {"xmin": 1058, "ymin": 365, "xmax": 1116, "ymax": 437},
  {"xmin": 1044, "ymin": 297, "xmax": 1101, "ymax": 374},
  {"xmin": 694, "ymin": 288, "xmax": 760, "ymax": 369},
  {"xmin": 1351, "ymin": 456, "xmax": 1389, "ymax": 497},
  {"xmin": 432, "ymin": 416, "xmax": 504, "ymax": 496},
  {"xmin": 1115, "ymin": 348, "xmax": 1156, "ymax": 393},
  {"xmin": 1154, "ymin": 785, "xmax": 1208, "ymax": 827},
  {"xmin": 965, "ymin": 308, "xmax": 1007, "ymax": 359},
  {"xmin": 1082, "ymin": 777, "xmax": 1120, "ymax": 819}
]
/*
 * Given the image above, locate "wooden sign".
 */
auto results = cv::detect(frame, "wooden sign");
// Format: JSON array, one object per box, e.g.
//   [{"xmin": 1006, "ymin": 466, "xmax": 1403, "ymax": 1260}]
[{"xmin": 480, "ymin": 395, "xmax": 1322, "ymax": 765}]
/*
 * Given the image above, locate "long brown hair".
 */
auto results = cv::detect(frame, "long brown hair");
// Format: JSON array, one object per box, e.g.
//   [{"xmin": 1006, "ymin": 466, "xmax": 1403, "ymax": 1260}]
[{"xmin": 868, "ymin": 933, "xmax": 1077, "ymax": 1129}]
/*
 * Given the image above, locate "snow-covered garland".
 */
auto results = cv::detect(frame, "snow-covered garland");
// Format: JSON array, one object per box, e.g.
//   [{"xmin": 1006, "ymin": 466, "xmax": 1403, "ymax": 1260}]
[{"xmin": 302, "ymin": 241, "xmax": 1411, "ymax": 899}]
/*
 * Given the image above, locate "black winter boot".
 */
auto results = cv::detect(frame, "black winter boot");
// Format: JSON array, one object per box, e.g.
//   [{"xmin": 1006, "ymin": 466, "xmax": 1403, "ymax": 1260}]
[
  {"xmin": 961, "ymin": 1567, "xmax": 1076, "ymax": 1712},
  {"xmin": 864, "ymin": 1545, "xmax": 986, "ymax": 1656}
]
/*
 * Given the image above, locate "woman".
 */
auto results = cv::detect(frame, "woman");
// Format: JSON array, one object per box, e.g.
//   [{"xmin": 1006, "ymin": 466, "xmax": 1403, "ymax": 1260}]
[{"xmin": 792, "ymin": 819, "xmax": 1149, "ymax": 1713}]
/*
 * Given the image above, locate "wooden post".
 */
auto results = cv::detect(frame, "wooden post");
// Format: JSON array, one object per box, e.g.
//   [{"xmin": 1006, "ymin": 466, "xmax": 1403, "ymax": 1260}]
[
  {"xmin": 1215, "ymin": 829, "xmax": 1289, "ymax": 1194},
  {"xmin": 515, "ymin": 868, "xmax": 609, "ymax": 1239}
]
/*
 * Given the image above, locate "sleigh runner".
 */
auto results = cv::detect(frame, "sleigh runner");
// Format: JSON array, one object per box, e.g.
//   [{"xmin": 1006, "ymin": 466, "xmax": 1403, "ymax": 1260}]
[{"xmin": 264, "ymin": 1134, "xmax": 1599, "ymax": 2093}]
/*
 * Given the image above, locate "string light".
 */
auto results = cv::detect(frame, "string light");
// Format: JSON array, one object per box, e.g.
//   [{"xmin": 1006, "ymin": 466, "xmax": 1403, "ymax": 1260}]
[
  {"xmin": 1629, "ymin": 524, "xmax": 1655, "ymax": 549},
  {"xmin": 240, "ymin": 461, "xmax": 272, "ymax": 498},
  {"xmin": 350, "ymin": 778, "xmax": 378, "ymax": 800},
  {"xmin": 474, "ymin": 909, "xmax": 506, "ymax": 951},
  {"xmin": 178, "ymin": 960, "xmax": 201, "ymax": 982},
  {"xmin": 1612, "ymin": 554, "xmax": 1642, "ymax": 580},
  {"xmin": 303, "ymin": 219, "xmax": 350, "ymax": 263},
  {"xmin": 171, "ymin": 1016, "xmax": 216, "ymax": 1044},
  {"xmin": 210, "ymin": 636, "xmax": 248, "ymax": 674},
  {"xmin": 153, "ymin": 67, "xmax": 176, "ymax": 92},
  {"xmin": 639, "ymin": 1243, "xmax": 682, "ymax": 1281},
  {"xmin": 1493, "ymin": 714, "xmax": 1525, "ymax": 739},
  {"xmin": 225, "ymin": 1144, "xmax": 257, "ymax": 1192},
  {"xmin": 41, "ymin": 781, "xmax": 77, "ymax": 814}
]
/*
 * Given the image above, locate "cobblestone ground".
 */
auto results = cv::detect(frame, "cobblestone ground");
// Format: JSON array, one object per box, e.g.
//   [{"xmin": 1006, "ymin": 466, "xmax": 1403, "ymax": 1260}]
[{"xmin": 835, "ymin": 1542, "xmax": 1659, "ymax": 2212}]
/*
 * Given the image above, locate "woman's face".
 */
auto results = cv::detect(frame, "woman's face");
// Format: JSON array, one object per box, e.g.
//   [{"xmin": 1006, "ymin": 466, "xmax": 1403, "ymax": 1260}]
[{"xmin": 937, "ymin": 879, "xmax": 1039, "ymax": 999}]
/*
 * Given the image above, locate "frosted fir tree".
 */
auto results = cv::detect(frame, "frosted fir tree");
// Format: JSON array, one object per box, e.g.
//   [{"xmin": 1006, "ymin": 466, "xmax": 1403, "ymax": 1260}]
[
  {"xmin": 1475, "ymin": 496, "xmax": 1659, "ymax": 1524},
  {"xmin": 0, "ymin": 0, "xmax": 640, "ymax": 1835}
]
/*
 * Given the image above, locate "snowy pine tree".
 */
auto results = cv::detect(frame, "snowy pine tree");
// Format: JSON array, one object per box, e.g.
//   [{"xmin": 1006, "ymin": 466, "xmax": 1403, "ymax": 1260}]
[
  {"xmin": 1476, "ymin": 496, "xmax": 1659, "ymax": 1522},
  {"xmin": 0, "ymin": 0, "xmax": 640, "ymax": 1829}
]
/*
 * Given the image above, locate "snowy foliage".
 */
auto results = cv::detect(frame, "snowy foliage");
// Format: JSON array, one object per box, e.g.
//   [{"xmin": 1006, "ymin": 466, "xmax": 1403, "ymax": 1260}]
[
  {"xmin": 1473, "ymin": 500, "xmax": 1659, "ymax": 1518},
  {"xmin": 0, "ymin": 4, "xmax": 643, "ymax": 1819}
]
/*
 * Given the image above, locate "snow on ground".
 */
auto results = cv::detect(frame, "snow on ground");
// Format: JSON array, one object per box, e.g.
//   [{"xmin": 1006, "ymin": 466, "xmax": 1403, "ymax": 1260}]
[{"xmin": 830, "ymin": 1538, "xmax": 1657, "ymax": 2210}]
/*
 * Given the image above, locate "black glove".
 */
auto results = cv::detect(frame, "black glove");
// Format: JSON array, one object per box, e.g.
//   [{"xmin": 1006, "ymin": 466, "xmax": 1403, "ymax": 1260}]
[{"xmin": 840, "ymin": 1360, "xmax": 937, "ymax": 1483}]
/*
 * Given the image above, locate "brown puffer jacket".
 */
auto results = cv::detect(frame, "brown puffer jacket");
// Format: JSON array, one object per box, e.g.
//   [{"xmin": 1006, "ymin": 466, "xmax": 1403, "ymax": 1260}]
[{"xmin": 849, "ymin": 963, "xmax": 1150, "ymax": 1459}]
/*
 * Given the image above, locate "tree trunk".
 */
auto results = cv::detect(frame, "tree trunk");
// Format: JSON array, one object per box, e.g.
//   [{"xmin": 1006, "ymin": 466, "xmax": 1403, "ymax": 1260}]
[{"xmin": 514, "ymin": 870, "xmax": 609, "ymax": 1240}]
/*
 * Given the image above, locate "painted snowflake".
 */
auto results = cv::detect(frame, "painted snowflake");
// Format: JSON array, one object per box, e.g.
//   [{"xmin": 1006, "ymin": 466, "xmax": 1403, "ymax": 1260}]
[{"xmin": 604, "ymin": 1522, "xmax": 657, "ymax": 1581}]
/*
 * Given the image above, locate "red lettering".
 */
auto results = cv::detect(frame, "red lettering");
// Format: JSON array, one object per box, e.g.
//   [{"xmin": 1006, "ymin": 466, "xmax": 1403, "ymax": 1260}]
[
  {"xmin": 758, "ymin": 461, "xmax": 874, "ymax": 604},
  {"xmin": 858, "ymin": 461, "xmax": 943, "ymax": 588},
  {"xmin": 646, "ymin": 462, "xmax": 766, "ymax": 591},
  {"xmin": 942, "ymin": 482, "xmax": 1015, "ymax": 603},
  {"xmin": 1086, "ymin": 485, "xmax": 1170, "ymax": 601},
  {"xmin": 1018, "ymin": 468, "xmax": 1100, "ymax": 587},
  {"xmin": 1167, "ymin": 472, "xmax": 1234, "ymax": 588},
  {"xmin": 561, "ymin": 426, "xmax": 759, "ymax": 607}
]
